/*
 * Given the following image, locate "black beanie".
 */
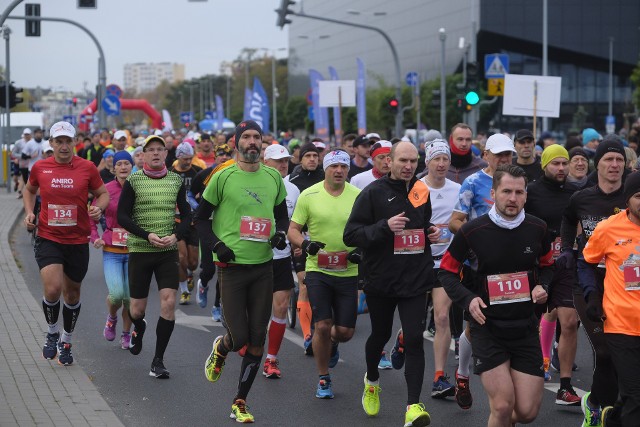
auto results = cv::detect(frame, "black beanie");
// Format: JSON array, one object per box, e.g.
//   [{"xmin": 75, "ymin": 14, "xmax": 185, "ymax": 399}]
[
  {"xmin": 298, "ymin": 142, "xmax": 319, "ymax": 161},
  {"xmin": 568, "ymin": 146, "xmax": 588, "ymax": 161},
  {"xmin": 594, "ymin": 135, "xmax": 626, "ymax": 168},
  {"xmin": 624, "ymin": 171, "xmax": 640, "ymax": 202},
  {"xmin": 234, "ymin": 120, "xmax": 263, "ymax": 144}
]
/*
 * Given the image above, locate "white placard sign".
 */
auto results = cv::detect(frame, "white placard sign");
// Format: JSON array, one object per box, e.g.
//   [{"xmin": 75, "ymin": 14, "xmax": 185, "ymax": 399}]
[
  {"xmin": 502, "ymin": 74, "xmax": 562, "ymax": 118},
  {"xmin": 319, "ymin": 80, "xmax": 356, "ymax": 108}
]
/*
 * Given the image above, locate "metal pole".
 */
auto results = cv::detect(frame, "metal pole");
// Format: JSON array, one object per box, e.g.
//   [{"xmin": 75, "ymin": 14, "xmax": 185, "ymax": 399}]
[
  {"xmin": 226, "ymin": 75, "xmax": 231, "ymax": 119},
  {"xmin": 209, "ymin": 77, "xmax": 214, "ymax": 110},
  {"xmin": 3, "ymin": 26, "xmax": 10, "ymax": 191},
  {"xmin": 0, "ymin": 0, "xmax": 23, "ymax": 27},
  {"xmin": 292, "ymin": 11, "xmax": 403, "ymax": 137},
  {"xmin": 542, "ymin": 0, "xmax": 548, "ymax": 132},
  {"xmin": 608, "ymin": 36, "xmax": 614, "ymax": 117},
  {"xmin": 8, "ymin": 16, "xmax": 107, "ymax": 128},
  {"xmin": 468, "ymin": 0, "xmax": 478, "ymax": 132},
  {"xmin": 439, "ymin": 28, "xmax": 446, "ymax": 136},
  {"xmin": 199, "ymin": 83, "xmax": 204, "ymax": 120},
  {"xmin": 189, "ymin": 84, "xmax": 194, "ymax": 125},
  {"xmin": 416, "ymin": 73, "xmax": 420, "ymax": 142},
  {"xmin": 272, "ymin": 54, "xmax": 277, "ymax": 136}
]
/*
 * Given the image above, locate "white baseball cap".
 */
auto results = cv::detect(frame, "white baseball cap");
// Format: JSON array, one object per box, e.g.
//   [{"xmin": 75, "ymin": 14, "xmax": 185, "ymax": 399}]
[
  {"xmin": 366, "ymin": 132, "xmax": 381, "ymax": 141},
  {"xmin": 312, "ymin": 141, "xmax": 326, "ymax": 150},
  {"xmin": 42, "ymin": 141, "xmax": 53, "ymax": 153},
  {"xmin": 264, "ymin": 144, "xmax": 292, "ymax": 160},
  {"xmin": 50, "ymin": 121, "xmax": 76, "ymax": 139},
  {"xmin": 22, "ymin": 128, "xmax": 32, "ymax": 135},
  {"xmin": 113, "ymin": 130, "xmax": 127, "ymax": 140},
  {"xmin": 485, "ymin": 133, "xmax": 516, "ymax": 154}
]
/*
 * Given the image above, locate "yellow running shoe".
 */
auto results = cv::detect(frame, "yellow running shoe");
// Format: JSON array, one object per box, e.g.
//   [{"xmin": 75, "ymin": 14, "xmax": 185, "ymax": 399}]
[
  {"xmin": 362, "ymin": 373, "xmax": 381, "ymax": 417},
  {"xmin": 404, "ymin": 403, "xmax": 431, "ymax": 427},
  {"xmin": 204, "ymin": 335, "xmax": 226, "ymax": 383},
  {"xmin": 230, "ymin": 399, "xmax": 254, "ymax": 423}
]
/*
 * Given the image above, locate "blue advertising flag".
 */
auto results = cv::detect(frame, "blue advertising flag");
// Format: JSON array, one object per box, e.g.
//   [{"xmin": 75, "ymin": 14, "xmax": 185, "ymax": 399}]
[
  {"xmin": 249, "ymin": 77, "xmax": 270, "ymax": 133},
  {"xmin": 215, "ymin": 95, "xmax": 225, "ymax": 131},
  {"xmin": 328, "ymin": 66, "xmax": 343, "ymax": 144},
  {"xmin": 309, "ymin": 69, "xmax": 329, "ymax": 141},
  {"xmin": 243, "ymin": 88, "xmax": 252, "ymax": 121},
  {"xmin": 356, "ymin": 58, "xmax": 367, "ymax": 135}
]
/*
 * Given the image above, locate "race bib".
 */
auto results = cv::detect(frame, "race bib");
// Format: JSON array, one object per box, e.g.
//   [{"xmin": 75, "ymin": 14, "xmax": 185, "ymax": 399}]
[
  {"xmin": 317, "ymin": 250, "xmax": 348, "ymax": 271},
  {"xmin": 394, "ymin": 229, "xmax": 425, "ymax": 254},
  {"xmin": 112, "ymin": 227, "xmax": 128, "ymax": 247},
  {"xmin": 47, "ymin": 204, "xmax": 77, "ymax": 226},
  {"xmin": 622, "ymin": 261, "xmax": 640, "ymax": 291},
  {"xmin": 435, "ymin": 224, "xmax": 452, "ymax": 245},
  {"xmin": 239, "ymin": 216, "xmax": 272, "ymax": 242},
  {"xmin": 486, "ymin": 271, "xmax": 531, "ymax": 305},
  {"xmin": 551, "ymin": 237, "xmax": 562, "ymax": 260}
]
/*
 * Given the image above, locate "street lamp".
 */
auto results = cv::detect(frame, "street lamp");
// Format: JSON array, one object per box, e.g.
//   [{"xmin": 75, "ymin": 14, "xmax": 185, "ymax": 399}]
[
  {"xmin": 439, "ymin": 28, "xmax": 446, "ymax": 136},
  {"xmin": 346, "ymin": 9, "xmax": 387, "ymax": 17}
]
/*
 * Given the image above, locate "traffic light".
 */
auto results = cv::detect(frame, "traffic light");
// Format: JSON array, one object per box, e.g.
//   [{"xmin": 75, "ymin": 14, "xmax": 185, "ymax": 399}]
[
  {"xmin": 77, "ymin": 0, "xmax": 97, "ymax": 8},
  {"xmin": 72, "ymin": 97, "xmax": 78, "ymax": 107},
  {"xmin": 275, "ymin": 0, "xmax": 296, "ymax": 29},
  {"xmin": 25, "ymin": 3, "xmax": 40, "ymax": 37},
  {"xmin": 465, "ymin": 61, "xmax": 480, "ymax": 108},
  {"xmin": 0, "ymin": 83, "xmax": 6, "ymax": 108},
  {"xmin": 455, "ymin": 94, "xmax": 466, "ymax": 112},
  {"xmin": 387, "ymin": 97, "xmax": 399, "ymax": 114},
  {"xmin": 9, "ymin": 85, "xmax": 24, "ymax": 108}
]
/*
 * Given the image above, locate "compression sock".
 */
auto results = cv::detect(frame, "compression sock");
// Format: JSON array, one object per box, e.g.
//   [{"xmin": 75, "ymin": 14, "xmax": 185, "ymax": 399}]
[
  {"xmin": 457, "ymin": 332, "xmax": 472, "ymax": 377},
  {"xmin": 540, "ymin": 317, "xmax": 556, "ymax": 359},
  {"xmin": 154, "ymin": 317, "xmax": 175, "ymax": 360},
  {"xmin": 297, "ymin": 300, "xmax": 312, "ymax": 338},
  {"xmin": 235, "ymin": 352, "xmax": 261, "ymax": 401},
  {"xmin": 267, "ymin": 316, "xmax": 287, "ymax": 359},
  {"xmin": 42, "ymin": 298, "xmax": 60, "ymax": 334},
  {"xmin": 61, "ymin": 301, "xmax": 81, "ymax": 343}
]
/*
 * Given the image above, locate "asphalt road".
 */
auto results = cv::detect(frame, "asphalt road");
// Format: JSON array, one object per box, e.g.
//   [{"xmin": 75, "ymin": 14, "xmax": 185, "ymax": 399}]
[{"xmin": 11, "ymin": 226, "xmax": 595, "ymax": 426}]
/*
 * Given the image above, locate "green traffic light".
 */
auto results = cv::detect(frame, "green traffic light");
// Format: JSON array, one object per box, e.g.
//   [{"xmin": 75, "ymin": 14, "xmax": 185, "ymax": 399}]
[{"xmin": 465, "ymin": 91, "xmax": 480, "ymax": 105}]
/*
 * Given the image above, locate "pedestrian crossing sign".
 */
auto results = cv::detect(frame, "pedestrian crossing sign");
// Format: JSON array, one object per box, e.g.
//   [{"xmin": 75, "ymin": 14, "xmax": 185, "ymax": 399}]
[{"xmin": 485, "ymin": 54, "xmax": 509, "ymax": 78}]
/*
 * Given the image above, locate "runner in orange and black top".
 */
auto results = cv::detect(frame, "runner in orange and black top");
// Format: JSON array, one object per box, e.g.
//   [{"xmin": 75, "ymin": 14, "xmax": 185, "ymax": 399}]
[
  {"xmin": 439, "ymin": 164, "xmax": 554, "ymax": 427},
  {"xmin": 582, "ymin": 171, "xmax": 640, "ymax": 427},
  {"xmin": 170, "ymin": 142, "xmax": 203, "ymax": 304},
  {"xmin": 23, "ymin": 121, "xmax": 109, "ymax": 366}
]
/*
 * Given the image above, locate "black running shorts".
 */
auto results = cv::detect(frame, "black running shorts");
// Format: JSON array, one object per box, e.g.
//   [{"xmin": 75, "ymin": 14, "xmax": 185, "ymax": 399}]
[
  {"xmin": 128, "ymin": 250, "xmax": 179, "ymax": 299},
  {"xmin": 305, "ymin": 271, "xmax": 358, "ymax": 328},
  {"xmin": 34, "ymin": 237, "xmax": 89, "ymax": 283},
  {"xmin": 272, "ymin": 256, "xmax": 295, "ymax": 293}
]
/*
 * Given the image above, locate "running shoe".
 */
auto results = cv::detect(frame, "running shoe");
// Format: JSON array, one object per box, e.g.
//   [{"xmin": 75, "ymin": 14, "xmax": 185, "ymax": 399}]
[
  {"xmin": 211, "ymin": 306, "xmax": 222, "ymax": 322},
  {"xmin": 391, "ymin": 329, "xmax": 405, "ymax": 370},
  {"xmin": 581, "ymin": 392, "xmax": 602, "ymax": 427},
  {"xmin": 431, "ymin": 374, "xmax": 455, "ymax": 399},
  {"xmin": 404, "ymin": 403, "xmax": 431, "ymax": 427},
  {"xmin": 120, "ymin": 332, "xmax": 131, "ymax": 350},
  {"xmin": 103, "ymin": 315, "xmax": 117, "ymax": 341},
  {"xmin": 262, "ymin": 358, "xmax": 281, "ymax": 379},
  {"xmin": 362, "ymin": 374, "xmax": 381, "ymax": 417},
  {"xmin": 425, "ymin": 325, "xmax": 436, "ymax": 338},
  {"xmin": 303, "ymin": 334, "xmax": 314, "ymax": 356},
  {"xmin": 129, "ymin": 319, "xmax": 147, "ymax": 355},
  {"xmin": 187, "ymin": 274, "xmax": 194, "ymax": 292},
  {"xmin": 179, "ymin": 291, "xmax": 191, "ymax": 305},
  {"xmin": 454, "ymin": 337, "xmax": 460, "ymax": 360},
  {"xmin": 57, "ymin": 341, "xmax": 73, "ymax": 366},
  {"xmin": 543, "ymin": 357, "xmax": 551, "ymax": 382},
  {"xmin": 454, "ymin": 369, "xmax": 472, "ymax": 410},
  {"xmin": 43, "ymin": 332, "xmax": 59, "ymax": 360},
  {"xmin": 230, "ymin": 399, "xmax": 254, "ymax": 423},
  {"xmin": 205, "ymin": 335, "xmax": 226, "ymax": 383},
  {"xmin": 149, "ymin": 357, "xmax": 170, "ymax": 379},
  {"xmin": 316, "ymin": 375, "xmax": 334, "ymax": 399},
  {"xmin": 550, "ymin": 346, "xmax": 580, "ymax": 372},
  {"xmin": 328, "ymin": 342, "xmax": 340, "ymax": 368},
  {"xmin": 197, "ymin": 279, "xmax": 208, "ymax": 308},
  {"xmin": 378, "ymin": 351, "xmax": 392, "ymax": 370},
  {"xmin": 556, "ymin": 387, "xmax": 580, "ymax": 406},
  {"xmin": 600, "ymin": 406, "xmax": 615, "ymax": 427}
]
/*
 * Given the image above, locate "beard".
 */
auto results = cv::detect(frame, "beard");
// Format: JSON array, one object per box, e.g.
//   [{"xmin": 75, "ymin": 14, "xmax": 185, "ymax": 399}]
[{"xmin": 239, "ymin": 145, "xmax": 260, "ymax": 163}]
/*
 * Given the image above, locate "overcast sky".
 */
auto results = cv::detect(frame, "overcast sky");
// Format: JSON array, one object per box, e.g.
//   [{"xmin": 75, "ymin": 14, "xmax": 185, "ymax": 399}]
[{"xmin": 3, "ymin": 0, "xmax": 289, "ymax": 93}]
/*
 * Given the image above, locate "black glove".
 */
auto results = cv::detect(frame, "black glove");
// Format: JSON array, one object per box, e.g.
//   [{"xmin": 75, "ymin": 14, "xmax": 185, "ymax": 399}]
[
  {"xmin": 586, "ymin": 292, "xmax": 606, "ymax": 322},
  {"xmin": 270, "ymin": 231, "xmax": 287, "ymax": 250},
  {"xmin": 301, "ymin": 240, "xmax": 325, "ymax": 256},
  {"xmin": 555, "ymin": 249, "xmax": 576, "ymax": 270},
  {"xmin": 214, "ymin": 242, "xmax": 236, "ymax": 263},
  {"xmin": 347, "ymin": 248, "xmax": 363, "ymax": 264}
]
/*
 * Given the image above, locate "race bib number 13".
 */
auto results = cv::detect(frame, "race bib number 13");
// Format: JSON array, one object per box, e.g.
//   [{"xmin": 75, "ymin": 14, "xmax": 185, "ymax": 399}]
[
  {"xmin": 317, "ymin": 250, "xmax": 348, "ymax": 271},
  {"xmin": 47, "ymin": 204, "xmax": 78, "ymax": 226}
]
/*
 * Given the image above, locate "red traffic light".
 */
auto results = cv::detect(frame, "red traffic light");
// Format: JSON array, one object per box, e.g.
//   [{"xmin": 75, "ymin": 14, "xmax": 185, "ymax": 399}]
[
  {"xmin": 389, "ymin": 99, "xmax": 399, "ymax": 108},
  {"xmin": 72, "ymin": 97, "xmax": 78, "ymax": 106}
]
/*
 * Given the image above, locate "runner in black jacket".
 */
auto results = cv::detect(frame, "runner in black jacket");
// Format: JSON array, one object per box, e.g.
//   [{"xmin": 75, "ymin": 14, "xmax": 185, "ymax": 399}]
[
  {"xmin": 439, "ymin": 164, "xmax": 554, "ymax": 426},
  {"xmin": 343, "ymin": 141, "xmax": 439, "ymax": 426}
]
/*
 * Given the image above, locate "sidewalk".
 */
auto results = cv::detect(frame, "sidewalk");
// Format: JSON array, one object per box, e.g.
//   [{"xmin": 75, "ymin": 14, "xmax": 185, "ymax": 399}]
[{"xmin": 0, "ymin": 192, "xmax": 123, "ymax": 427}]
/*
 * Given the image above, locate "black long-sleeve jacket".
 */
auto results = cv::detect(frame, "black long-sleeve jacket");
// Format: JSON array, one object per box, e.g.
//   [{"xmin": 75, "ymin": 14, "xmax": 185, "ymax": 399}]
[{"xmin": 343, "ymin": 175, "xmax": 435, "ymax": 297}]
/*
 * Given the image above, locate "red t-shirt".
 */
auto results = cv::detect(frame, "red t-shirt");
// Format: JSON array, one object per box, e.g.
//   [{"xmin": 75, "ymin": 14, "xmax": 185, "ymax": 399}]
[
  {"xmin": 197, "ymin": 152, "xmax": 216, "ymax": 168},
  {"xmin": 29, "ymin": 156, "xmax": 104, "ymax": 245}
]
